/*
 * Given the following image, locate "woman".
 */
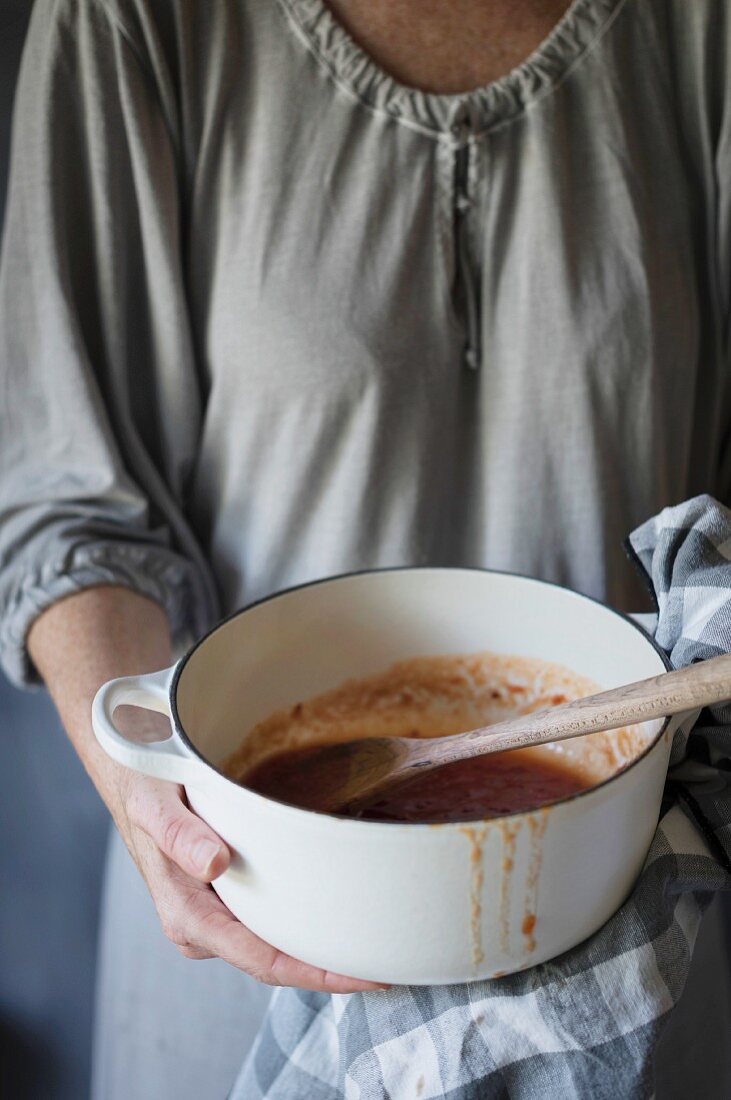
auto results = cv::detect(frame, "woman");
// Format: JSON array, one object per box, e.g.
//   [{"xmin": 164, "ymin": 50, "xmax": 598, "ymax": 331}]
[{"xmin": 1, "ymin": 0, "xmax": 729, "ymax": 1096}]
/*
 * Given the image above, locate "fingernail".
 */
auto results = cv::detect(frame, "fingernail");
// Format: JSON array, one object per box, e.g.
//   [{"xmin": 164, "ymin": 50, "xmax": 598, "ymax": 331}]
[{"xmin": 193, "ymin": 838, "xmax": 221, "ymax": 874}]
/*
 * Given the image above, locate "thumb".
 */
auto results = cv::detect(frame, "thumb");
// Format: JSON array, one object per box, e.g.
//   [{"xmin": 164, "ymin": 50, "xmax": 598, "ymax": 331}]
[{"xmin": 132, "ymin": 780, "xmax": 231, "ymax": 882}]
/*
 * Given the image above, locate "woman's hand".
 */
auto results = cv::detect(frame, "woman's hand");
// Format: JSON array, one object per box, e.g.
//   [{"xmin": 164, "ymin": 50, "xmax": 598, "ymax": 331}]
[
  {"xmin": 28, "ymin": 585, "xmax": 385, "ymax": 994},
  {"xmin": 112, "ymin": 770, "xmax": 384, "ymax": 992},
  {"xmin": 110, "ymin": 770, "xmax": 382, "ymax": 994}
]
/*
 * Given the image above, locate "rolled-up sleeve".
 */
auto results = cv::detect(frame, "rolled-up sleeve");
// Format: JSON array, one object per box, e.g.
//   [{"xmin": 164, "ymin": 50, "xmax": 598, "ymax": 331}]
[{"xmin": 0, "ymin": 0, "xmax": 218, "ymax": 686}]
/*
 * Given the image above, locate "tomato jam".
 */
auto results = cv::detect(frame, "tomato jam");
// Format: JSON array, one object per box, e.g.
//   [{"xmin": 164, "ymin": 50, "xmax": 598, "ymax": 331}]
[{"xmin": 241, "ymin": 744, "xmax": 590, "ymax": 823}]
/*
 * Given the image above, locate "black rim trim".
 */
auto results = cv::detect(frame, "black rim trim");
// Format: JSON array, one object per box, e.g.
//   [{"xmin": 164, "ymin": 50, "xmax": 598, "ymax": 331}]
[{"xmin": 169, "ymin": 565, "xmax": 672, "ymax": 827}]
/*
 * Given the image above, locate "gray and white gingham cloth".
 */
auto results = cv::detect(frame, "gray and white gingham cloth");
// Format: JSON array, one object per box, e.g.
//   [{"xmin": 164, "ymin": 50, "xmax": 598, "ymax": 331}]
[{"xmin": 231, "ymin": 496, "xmax": 731, "ymax": 1100}]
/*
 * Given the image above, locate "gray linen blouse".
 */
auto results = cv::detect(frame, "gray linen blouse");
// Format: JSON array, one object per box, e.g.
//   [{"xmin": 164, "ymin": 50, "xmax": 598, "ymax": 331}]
[{"xmin": 1, "ymin": 0, "xmax": 730, "ymax": 687}]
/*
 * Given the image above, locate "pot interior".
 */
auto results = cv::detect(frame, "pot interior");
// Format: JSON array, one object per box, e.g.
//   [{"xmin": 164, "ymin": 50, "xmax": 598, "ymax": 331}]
[{"xmin": 173, "ymin": 569, "xmax": 668, "ymax": 783}]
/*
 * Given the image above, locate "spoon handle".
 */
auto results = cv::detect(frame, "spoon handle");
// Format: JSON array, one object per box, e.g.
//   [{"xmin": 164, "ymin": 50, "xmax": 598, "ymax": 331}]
[{"xmin": 426, "ymin": 651, "xmax": 731, "ymax": 763}]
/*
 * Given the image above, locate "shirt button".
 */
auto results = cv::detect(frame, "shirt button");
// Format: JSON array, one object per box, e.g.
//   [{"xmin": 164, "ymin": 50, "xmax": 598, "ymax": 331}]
[
  {"xmin": 450, "ymin": 118, "xmax": 470, "ymax": 141},
  {"xmin": 464, "ymin": 346, "xmax": 479, "ymax": 370}
]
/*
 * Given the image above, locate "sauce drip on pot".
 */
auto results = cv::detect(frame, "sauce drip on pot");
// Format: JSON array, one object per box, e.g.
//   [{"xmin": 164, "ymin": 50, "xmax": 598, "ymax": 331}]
[{"xmin": 240, "ymin": 744, "xmax": 590, "ymax": 823}]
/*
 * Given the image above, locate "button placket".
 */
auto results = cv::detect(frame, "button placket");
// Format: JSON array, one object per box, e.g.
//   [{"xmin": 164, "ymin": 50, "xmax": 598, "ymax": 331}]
[{"xmin": 450, "ymin": 116, "xmax": 482, "ymax": 372}]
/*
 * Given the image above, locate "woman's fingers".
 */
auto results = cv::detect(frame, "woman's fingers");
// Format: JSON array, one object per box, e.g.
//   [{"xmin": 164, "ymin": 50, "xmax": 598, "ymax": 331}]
[
  {"xmin": 166, "ymin": 860, "xmax": 388, "ymax": 993},
  {"xmin": 127, "ymin": 777, "xmax": 230, "ymax": 882},
  {"xmin": 126, "ymin": 776, "xmax": 389, "ymax": 992}
]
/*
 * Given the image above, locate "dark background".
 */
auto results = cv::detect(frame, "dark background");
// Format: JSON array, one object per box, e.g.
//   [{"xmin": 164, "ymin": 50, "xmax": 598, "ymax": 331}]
[{"xmin": 0, "ymin": 7, "xmax": 109, "ymax": 1098}]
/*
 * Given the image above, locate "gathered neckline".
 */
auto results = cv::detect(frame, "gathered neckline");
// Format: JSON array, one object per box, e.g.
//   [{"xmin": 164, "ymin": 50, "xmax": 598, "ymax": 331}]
[{"xmin": 277, "ymin": 0, "xmax": 628, "ymax": 139}]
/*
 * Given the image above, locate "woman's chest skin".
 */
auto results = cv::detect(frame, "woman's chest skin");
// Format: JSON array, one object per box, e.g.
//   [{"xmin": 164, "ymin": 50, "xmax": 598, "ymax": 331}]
[{"xmin": 325, "ymin": 0, "xmax": 572, "ymax": 93}]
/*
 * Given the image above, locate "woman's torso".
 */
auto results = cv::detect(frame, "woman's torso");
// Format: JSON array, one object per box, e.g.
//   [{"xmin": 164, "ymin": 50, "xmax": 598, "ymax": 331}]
[{"xmin": 140, "ymin": 0, "xmax": 730, "ymax": 615}]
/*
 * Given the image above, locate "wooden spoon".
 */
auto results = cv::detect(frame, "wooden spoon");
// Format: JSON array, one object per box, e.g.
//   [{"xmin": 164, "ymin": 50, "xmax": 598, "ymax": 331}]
[{"xmin": 270, "ymin": 652, "xmax": 731, "ymax": 814}]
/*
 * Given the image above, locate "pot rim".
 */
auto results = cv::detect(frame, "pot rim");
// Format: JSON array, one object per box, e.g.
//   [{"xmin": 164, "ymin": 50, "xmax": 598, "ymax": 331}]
[{"xmin": 170, "ymin": 565, "xmax": 672, "ymax": 827}]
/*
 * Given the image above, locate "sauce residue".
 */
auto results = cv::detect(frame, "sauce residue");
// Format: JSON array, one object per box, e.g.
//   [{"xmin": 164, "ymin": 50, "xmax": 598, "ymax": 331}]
[
  {"xmin": 223, "ymin": 651, "xmax": 638, "ymax": 826},
  {"xmin": 458, "ymin": 824, "xmax": 488, "ymax": 969},
  {"xmin": 522, "ymin": 809, "xmax": 549, "ymax": 952},
  {"xmin": 498, "ymin": 819, "xmax": 520, "ymax": 953},
  {"xmin": 223, "ymin": 650, "xmax": 635, "ymax": 789},
  {"xmin": 522, "ymin": 914, "xmax": 536, "ymax": 937}
]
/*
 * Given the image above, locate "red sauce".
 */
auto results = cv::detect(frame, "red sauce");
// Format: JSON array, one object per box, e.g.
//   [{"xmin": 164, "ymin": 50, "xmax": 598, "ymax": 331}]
[{"xmin": 241, "ymin": 745, "xmax": 590, "ymax": 823}]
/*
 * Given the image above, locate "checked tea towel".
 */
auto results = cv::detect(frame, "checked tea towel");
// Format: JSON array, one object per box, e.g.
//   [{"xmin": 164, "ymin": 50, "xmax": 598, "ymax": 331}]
[{"xmin": 231, "ymin": 495, "xmax": 731, "ymax": 1100}]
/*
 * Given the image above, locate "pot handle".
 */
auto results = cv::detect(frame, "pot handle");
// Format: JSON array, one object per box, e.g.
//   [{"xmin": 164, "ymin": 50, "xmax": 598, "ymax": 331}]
[{"xmin": 92, "ymin": 666, "xmax": 202, "ymax": 786}]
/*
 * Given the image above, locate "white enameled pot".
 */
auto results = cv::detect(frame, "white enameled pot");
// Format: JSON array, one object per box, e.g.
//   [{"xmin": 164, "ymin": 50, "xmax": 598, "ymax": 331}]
[{"xmin": 92, "ymin": 568, "xmax": 679, "ymax": 985}]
